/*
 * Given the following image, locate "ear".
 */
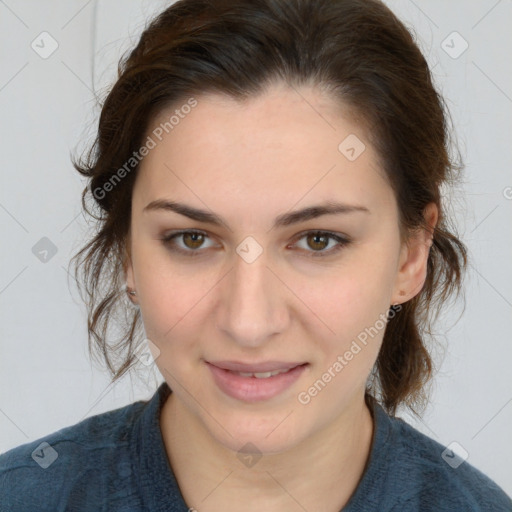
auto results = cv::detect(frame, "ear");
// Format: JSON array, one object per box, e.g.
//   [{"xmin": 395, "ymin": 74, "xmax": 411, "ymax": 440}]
[
  {"xmin": 390, "ymin": 202, "xmax": 438, "ymax": 305},
  {"xmin": 123, "ymin": 231, "xmax": 137, "ymax": 300}
]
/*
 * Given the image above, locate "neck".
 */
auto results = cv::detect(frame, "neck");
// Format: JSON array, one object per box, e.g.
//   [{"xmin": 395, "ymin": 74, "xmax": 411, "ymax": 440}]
[{"xmin": 160, "ymin": 390, "xmax": 374, "ymax": 512}]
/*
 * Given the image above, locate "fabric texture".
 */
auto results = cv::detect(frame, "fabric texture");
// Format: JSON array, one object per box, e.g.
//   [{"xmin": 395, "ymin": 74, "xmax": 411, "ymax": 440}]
[{"xmin": 1, "ymin": 382, "xmax": 510, "ymax": 511}]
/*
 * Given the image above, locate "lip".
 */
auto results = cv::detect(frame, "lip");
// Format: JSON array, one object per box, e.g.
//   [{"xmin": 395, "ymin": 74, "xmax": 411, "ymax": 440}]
[
  {"xmin": 206, "ymin": 361, "xmax": 308, "ymax": 402},
  {"xmin": 207, "ymin": 360, "xmax": 306, "ymax": 373}
]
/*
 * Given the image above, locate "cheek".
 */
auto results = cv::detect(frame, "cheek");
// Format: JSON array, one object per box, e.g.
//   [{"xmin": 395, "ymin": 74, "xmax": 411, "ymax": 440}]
[
  {"xmin": 133, "ymin": 247, "xmax": 201, "ymax": 340},
  {"xmin": 299, "ymin": 257, "xmax": 394, "ymax": 334},
  {"xmin": 295, "ymin": 254, "xmax": 396, "ymax": 381},
  {"xmin": 296, "ymin": 272, "xmax": 390, "ymax": 407},
  {"xmin": 139, "ymin": 277, "xmax": 201, "ymax": 342},
  {"xmin": 136, "ymin": 234, "xmax": 398, "ymax": 361}
]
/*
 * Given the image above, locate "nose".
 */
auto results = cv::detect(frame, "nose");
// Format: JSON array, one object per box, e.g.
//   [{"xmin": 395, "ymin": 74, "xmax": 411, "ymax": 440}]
[{"xmin": 215, "ymin": 246, "xmax": 289, "ymax": 348}]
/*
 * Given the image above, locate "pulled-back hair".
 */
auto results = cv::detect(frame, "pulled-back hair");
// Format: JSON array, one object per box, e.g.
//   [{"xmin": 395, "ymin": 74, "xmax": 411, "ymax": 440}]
[{"xmin": 70, "ymin": 0, "xmax": 468, "ymax": 416}]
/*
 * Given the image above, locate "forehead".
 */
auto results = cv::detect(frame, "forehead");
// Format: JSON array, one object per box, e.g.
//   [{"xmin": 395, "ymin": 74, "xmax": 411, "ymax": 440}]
[{"xmin": 134, "ymin": 84, "xmax": 394, "ymax": 219}]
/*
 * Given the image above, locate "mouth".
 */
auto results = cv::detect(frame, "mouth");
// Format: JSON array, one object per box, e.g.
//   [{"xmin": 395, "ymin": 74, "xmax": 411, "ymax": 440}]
[
  {"xmin": 231, "ymin": 368, "xmax": 295, "ymax": 378},
  {"xmin": 205, "ymin": 361, "xmax": 309, "ymax": 402},
  {"xmin": 207, "ymin": 360, "xmax": 307, "ymax": 373}
]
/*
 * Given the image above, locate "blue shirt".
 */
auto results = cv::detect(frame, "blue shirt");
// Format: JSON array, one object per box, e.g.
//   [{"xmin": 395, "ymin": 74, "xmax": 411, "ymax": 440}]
[{"xmin": 1, "ymin": 382, "xmax": 510, "ymax": 511}]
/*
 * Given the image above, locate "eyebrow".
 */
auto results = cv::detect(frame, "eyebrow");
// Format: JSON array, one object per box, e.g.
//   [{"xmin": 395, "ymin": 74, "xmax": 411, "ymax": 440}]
[{"xmin": 143, "ymin": 199, "xmax": 370, "ymax": 230}]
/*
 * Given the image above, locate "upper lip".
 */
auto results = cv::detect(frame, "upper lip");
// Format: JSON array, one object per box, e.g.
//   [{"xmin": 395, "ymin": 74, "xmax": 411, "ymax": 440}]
[{"xmin": 207, "ymin": 361, "xmax": 307, "ymax": 372}]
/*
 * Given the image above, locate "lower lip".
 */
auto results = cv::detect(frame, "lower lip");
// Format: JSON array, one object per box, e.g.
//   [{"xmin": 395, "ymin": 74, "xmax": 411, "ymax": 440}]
[{"xmin": 206, "ymin": 363, "xmax": 308, "ymax": 402}]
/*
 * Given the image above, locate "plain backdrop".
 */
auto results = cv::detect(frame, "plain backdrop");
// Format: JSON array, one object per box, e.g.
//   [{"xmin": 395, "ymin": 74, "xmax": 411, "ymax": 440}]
[{"xmin": 1, "ymin": 0, "xmax": 511, "ymax": 496}]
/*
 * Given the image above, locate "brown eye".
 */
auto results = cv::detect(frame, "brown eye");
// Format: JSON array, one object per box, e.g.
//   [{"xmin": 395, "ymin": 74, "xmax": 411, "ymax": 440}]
[
  {"xmin": 161, "ymin": 230, "xmax": 214, "ymax": 257},
  {"xmin": 182, "ymin": 232, "xmax": 205, "ymax": 249},
  {"xmin": 292, "ymin": 231, "xmax": 351, "ymax": 257},
  {"xmin": 306, "ymin": 233, "xmax": 330, "ymax": 251},
  {"xmin": 161, "ymin": 229, "xmax": 350, "ymax": 259}
]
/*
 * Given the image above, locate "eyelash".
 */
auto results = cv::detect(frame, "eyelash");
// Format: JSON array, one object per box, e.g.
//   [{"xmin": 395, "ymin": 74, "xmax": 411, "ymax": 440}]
[{"xmin": 160, "ymin": 230, "xmax": 351, "ymax": 258}]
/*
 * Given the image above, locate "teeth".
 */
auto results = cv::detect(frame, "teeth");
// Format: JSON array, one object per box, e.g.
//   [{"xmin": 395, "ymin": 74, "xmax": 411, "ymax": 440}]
[{"xmin": 236, "ymin": 368, "xmax": 291, "ymax": 378}]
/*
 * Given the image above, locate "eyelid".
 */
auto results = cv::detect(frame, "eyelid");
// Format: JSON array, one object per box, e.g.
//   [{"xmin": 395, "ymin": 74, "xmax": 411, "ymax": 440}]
[
  {"xmin": 288, "ymin": 230, "xmax": 351, "ymax": 257},
  {"xmin": 161, "ymin": 229, "xmax": 218, "ymax": 256}
]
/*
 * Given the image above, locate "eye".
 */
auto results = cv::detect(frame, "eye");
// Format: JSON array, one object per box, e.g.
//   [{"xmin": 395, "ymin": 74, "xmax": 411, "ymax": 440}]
[
  {"xmin": 291, "ymin": 231, "xmax": 351, "ymax": 257},
  {"xmin": 160, "ymin": 230, "xmax": 351, "ymax": 258},
  {"xmin": 161, "ymin": 230, "xmax": 215, "ymax": 257}
]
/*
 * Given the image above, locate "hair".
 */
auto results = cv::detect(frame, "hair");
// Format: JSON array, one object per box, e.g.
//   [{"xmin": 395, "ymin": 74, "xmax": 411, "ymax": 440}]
[{"xmin": 70, "ymin": 0, "xmax": 468, "ymax": 416}]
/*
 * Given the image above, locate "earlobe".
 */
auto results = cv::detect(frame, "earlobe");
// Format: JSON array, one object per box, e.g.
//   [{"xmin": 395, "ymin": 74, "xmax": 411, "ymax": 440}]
[
  {"xmin": 123, "ymin": 261, "xmax": 139, "ymax": 307},
  {"xmin": 124, "ymin": 261, "xmax": 135, "ymax": 291},
  {"xmin": 391, "ymin": 203, "xmax": 437, "ymax": 305},
  {"xmin": 122, "ymin": 234, "xmax": 138, "ymax": 304},
  {"xmin": 123, "ymin": 242, "xmax": 134, "ymax": 288}
]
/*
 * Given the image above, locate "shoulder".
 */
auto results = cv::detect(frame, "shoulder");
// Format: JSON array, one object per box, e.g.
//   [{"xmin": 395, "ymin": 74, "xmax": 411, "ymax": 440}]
[
  {"xmin": 0, "ymin": 397, "xmax": 148, "ymax": 511},
  {"xmin": 381, "ymin": 409, "xmax": 512, "ymax": 512}
]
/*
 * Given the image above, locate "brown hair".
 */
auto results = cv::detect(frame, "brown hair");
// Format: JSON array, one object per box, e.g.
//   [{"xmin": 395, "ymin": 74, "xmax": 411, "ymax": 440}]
[{"xmin": 70, "ymin": 0, "xmax": 468, "ymax": 416}]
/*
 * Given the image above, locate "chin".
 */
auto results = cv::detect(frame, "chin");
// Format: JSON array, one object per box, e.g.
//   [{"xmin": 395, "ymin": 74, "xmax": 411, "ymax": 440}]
[{"xmin": 205, "ymin": 411, "xmax": 306, "ymax": 456}]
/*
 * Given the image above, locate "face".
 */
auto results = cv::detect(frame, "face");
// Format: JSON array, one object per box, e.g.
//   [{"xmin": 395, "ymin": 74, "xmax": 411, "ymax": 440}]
[{"xmin": 124, "ymin": 82, "xmax": 435, "ymax": 454}]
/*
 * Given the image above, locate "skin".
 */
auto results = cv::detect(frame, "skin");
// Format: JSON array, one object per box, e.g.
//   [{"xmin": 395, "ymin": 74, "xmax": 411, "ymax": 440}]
[{"xmin": 124, "ymin": 81, "xmax": 437, "ymax": 512}]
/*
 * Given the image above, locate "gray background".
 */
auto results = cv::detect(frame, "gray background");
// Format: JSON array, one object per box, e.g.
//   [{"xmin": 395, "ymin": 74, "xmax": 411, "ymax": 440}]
[{"xmin": 1, "ymin": 0, "xmax": 511, "ymax": 495}]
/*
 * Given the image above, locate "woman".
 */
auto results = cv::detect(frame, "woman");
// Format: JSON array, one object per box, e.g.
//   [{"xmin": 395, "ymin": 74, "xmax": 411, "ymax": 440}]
[{"xmin": 1, "ymin": 0, "xmax": 510, "ymax": 510}]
